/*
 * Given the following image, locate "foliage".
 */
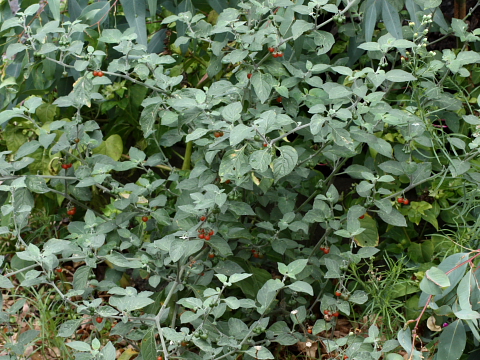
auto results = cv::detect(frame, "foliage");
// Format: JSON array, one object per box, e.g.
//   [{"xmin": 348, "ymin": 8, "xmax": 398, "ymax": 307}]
[{"xmin": 1, "ymin": 0, "xmax": 480, "ymax": 359}]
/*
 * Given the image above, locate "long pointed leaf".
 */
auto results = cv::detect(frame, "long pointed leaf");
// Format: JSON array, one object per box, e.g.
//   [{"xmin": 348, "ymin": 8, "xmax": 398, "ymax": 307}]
[
  {"xmin": 382, "ymin": 0, "xmax": 403, "ymax": 39},
  {"xmin": 120, "ymin": 0, "xmax": 148, "ymax": 46},
  {"xmin": 364, "ymin": 0, "xmax": 378, "ymax": 42}
]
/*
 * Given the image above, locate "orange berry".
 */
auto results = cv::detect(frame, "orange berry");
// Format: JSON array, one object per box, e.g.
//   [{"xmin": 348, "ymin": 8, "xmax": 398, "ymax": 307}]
[
  {"xmin": 307, "ymin": 328, "xmax": 312, "ymax": 334},
  {"xmin": 142, "ymin": 216, "xmax": 149, "ymax": 222},
  {"xmin": 208, "ymin": 253, "xmax": 215, "ymax": 259},
  {"xmin": 200, "ymin": 216, "xmax": 206, "ymax": 221},
  {"xmin": 335, "ymin": 291, "xmax": 341, "ymax": 297}
]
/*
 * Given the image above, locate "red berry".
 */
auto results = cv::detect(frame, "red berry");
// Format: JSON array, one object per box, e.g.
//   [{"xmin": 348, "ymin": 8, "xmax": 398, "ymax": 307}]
[
  {"xmin": 251, "ymin": 249, "xmax": 257, "ymax": 253},
  {"xmin": 67, "ymin": 207, "xmax": 76, "ymax": 216},
  {"xmin": 67, "ymin": 163, "xmax": 73, "ymax": 168},
  {"xmin": 403, "ymin": 199, "xmax": 410, "ymax": 205},
  {"xmin": 344, "ymin": 356, "xmax": 348, "ymax": 360},
  {"xmin": 95, "ymin": 317, "xmax": 102, "ymax": 323},
  {"xmin": 62, "ymin": 164, "xmax": 68, "ymax": 169},
  {"xmin": 307, "ymin": 328, "xmax": 312, "ymax": 334},
  {"xmin": 277, "ymin": 96, "xmax": 282, "ymax": 103},
  {"xmin": 335, "ymin": 291, "xmax": 341, "ymax": 297},
  {"xmin": 225, "ymin": 179, "xmax": 231, "ymax": 184},
  {"xmin": 214, "ymin": 131, "xmax": 222, "ymax": 138},
  {"xmin": 333, "ymin": 311, "xmax": 339, "ymax": 317},
  {"xmin": 323, "ymin": 309, "xmax": 329, "ymax": 315},
  {"xmin": 200, "ymin": 216, "xmax": 206, "ymax": 221},
  {"xmin": 208, "ymin": 253, "xmax": 215, "ymax": 259},
  {"xmin": 323, "ymin": 247, "xmax": 330, "ymax": 254},
  {"xmin": 98, "ymin": 71, "xmax": 104, "ymax": 77},
  {"xmin": 397, "ymin": 197, "xmax": 404, "ymax": 204},
  {"xmin": 268, "ymin": 47, "xmax": 275, "ymax": 53},
  {"xmin": 359, "ymin": 215, "xmax": 365, "ymax": 219},
  {"xmin": 247, "ymin": 73, "xmax": 252, "ymax": 79},
  {"xmin": 253, "ymin": 252, "xmax": 259, "ymax": 258},
  {"xmin": 142, "ymin": 216, "xmax": 149, "ymax": 222},
  {"xmin": 263, "ymin": 143, "xmax": 268, "ymax": 147},
  {"xmin": 93, "ymin": 70, "xmax": 98, "ymax": 76},
  {"xmin": 56, "ymin": 268, "xmax": 63, "ymax": 273},
  {"xmin": 278, "ymin": 52, "xmax": 284, "ymax": 57},
  {"xmin": 208, "ymin": 230, "xmax": 214, "ymax": 236},
  {"xmin": 158, "ymin": 357, "xmax": 164, "ymax": 360},
  {"xmin": 199, "ymin": 234, "xmax": 205, "ymax": 239},
  {"xmin": 204, "ymin": 235, "xmax": 211, "ymax": 241}
]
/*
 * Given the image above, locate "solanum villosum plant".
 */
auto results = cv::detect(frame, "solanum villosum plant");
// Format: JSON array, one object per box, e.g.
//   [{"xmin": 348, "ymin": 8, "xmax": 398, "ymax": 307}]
[{"xmin": 1, "ymin": 0, "xmax": 480, "ymax": 359}]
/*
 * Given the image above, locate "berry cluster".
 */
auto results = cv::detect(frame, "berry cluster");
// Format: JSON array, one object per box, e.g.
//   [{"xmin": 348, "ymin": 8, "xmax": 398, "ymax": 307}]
[
  {"xmin": 214, "ymin": 131, "xmax": 224, "ymax": 138},
  {"xmin": 61, "ymin": 163, "xmax": 72, "ymax": 169},
  {"xmin": 323, "ymin": 309, "xmax": 340, "ymax": 317},
  {"xmin": 251, "ymin": 249, "xmax": 264, "ymax": 259},
  {"xmin": 198, "ymin": 228, "xmax": 214, "ymax": 241},
  {"xmin": 397, "ymin": 197, "xmax": 410, "ymax": 205},
  {"xmin": 93, "ymin": 70, "xmax": 104, "ymax": 77},
  {"xmin": 268, "ymin": 47, "xmax": 284, "ymax": 57},
  {"xmin": 319, "ymin": 246, "xmax": 330, "ymax": 254}
]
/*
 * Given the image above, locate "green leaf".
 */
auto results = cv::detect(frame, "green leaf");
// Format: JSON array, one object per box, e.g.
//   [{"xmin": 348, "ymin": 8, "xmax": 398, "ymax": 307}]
[
  {"xmin": 292, "ymin": 19, "xmax": 313, "ymax": 40},
  {"xmin": 250, "ymin": 150, "xmax": 272, "ymax": 173},
  {"xmin": 67, "ymin": 341, "xmax": 92, "ymax": 352},
  {"xmin": 272, "ymin": 146, "xmax": 298, "ymax": 181},
  {"xmin": 222, "ymin": 101, "xmax": 242, "ymax": 122},
  {"xmin": 364, "ymin": 0, "xmax": 378, "ymax": 42},
  {"xmin": 0, "ymin": 275, "xmax": 14, "ymax": 289},
  {"xmin": 106, "ymin": 252, "xmax": 144, "ymax": 268},
  {"xmin": 422, "ymin": 0, "xmax": 441, "ymax": 9},
  {"xmin": 139, "ymin": 99, "xmax": 161, "ymax": 138},
  {"xmin": 110, "ymin": 295, "xmax": 154, "ymax": 312},
  {"xmin": 378, "ymin": 208, "xmax": 407, "ymax": 227},
  {"xmin": 186, "ymin": 128, "xmax": 209, "ymax": 142},
  {"xmin": 313, "ymin": 31, "xmax": 335, "ymax": 55},
  {"xmin": 436, "ymin": 320, "xmax": 466, "ymax": 360},
  {"xmin": 147, "ymin": 0, "xmax": 157, "ymax": 18},
  {"xmin": 251, "ymin": 73, "xmax": 272, "ymax": 104},
  {"xmin": 288, "ymin": 281, "xmax": 313, "ymax": 296},
  {"xmin": 287, "ymin": 259, "xmax": 308, "ymax": 276},
  {"xmin": 119, "ymin": 0, "xmax": 147, "ymax": 45},
  {"xmin": 382, "ymin": 0, "xmax": 402, "ymax": 39},
  {"xmin": 58, "ymin": 319, "xmax": 83, "ymax": 337},
  {"xmin": 78, "ymin": 1, "xmax": 111, "ymax": 26},
  {"xmin": 230, "ymin": 124, "xmax": 254, "ymax": 147},
  {"xmin": 385, "ymin": 69, "xmax": 417, "ymax": 82},
  {"xmin": 425, "ymin": 267, "xmax": 450, "ymax": 288},
  {"xmin": 48, "ymin": 0, "xmax": 61, "ymax": 20},
  {"xmin": 354, "ymin": 215, "xmax": 379, "ymax": 246}
]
